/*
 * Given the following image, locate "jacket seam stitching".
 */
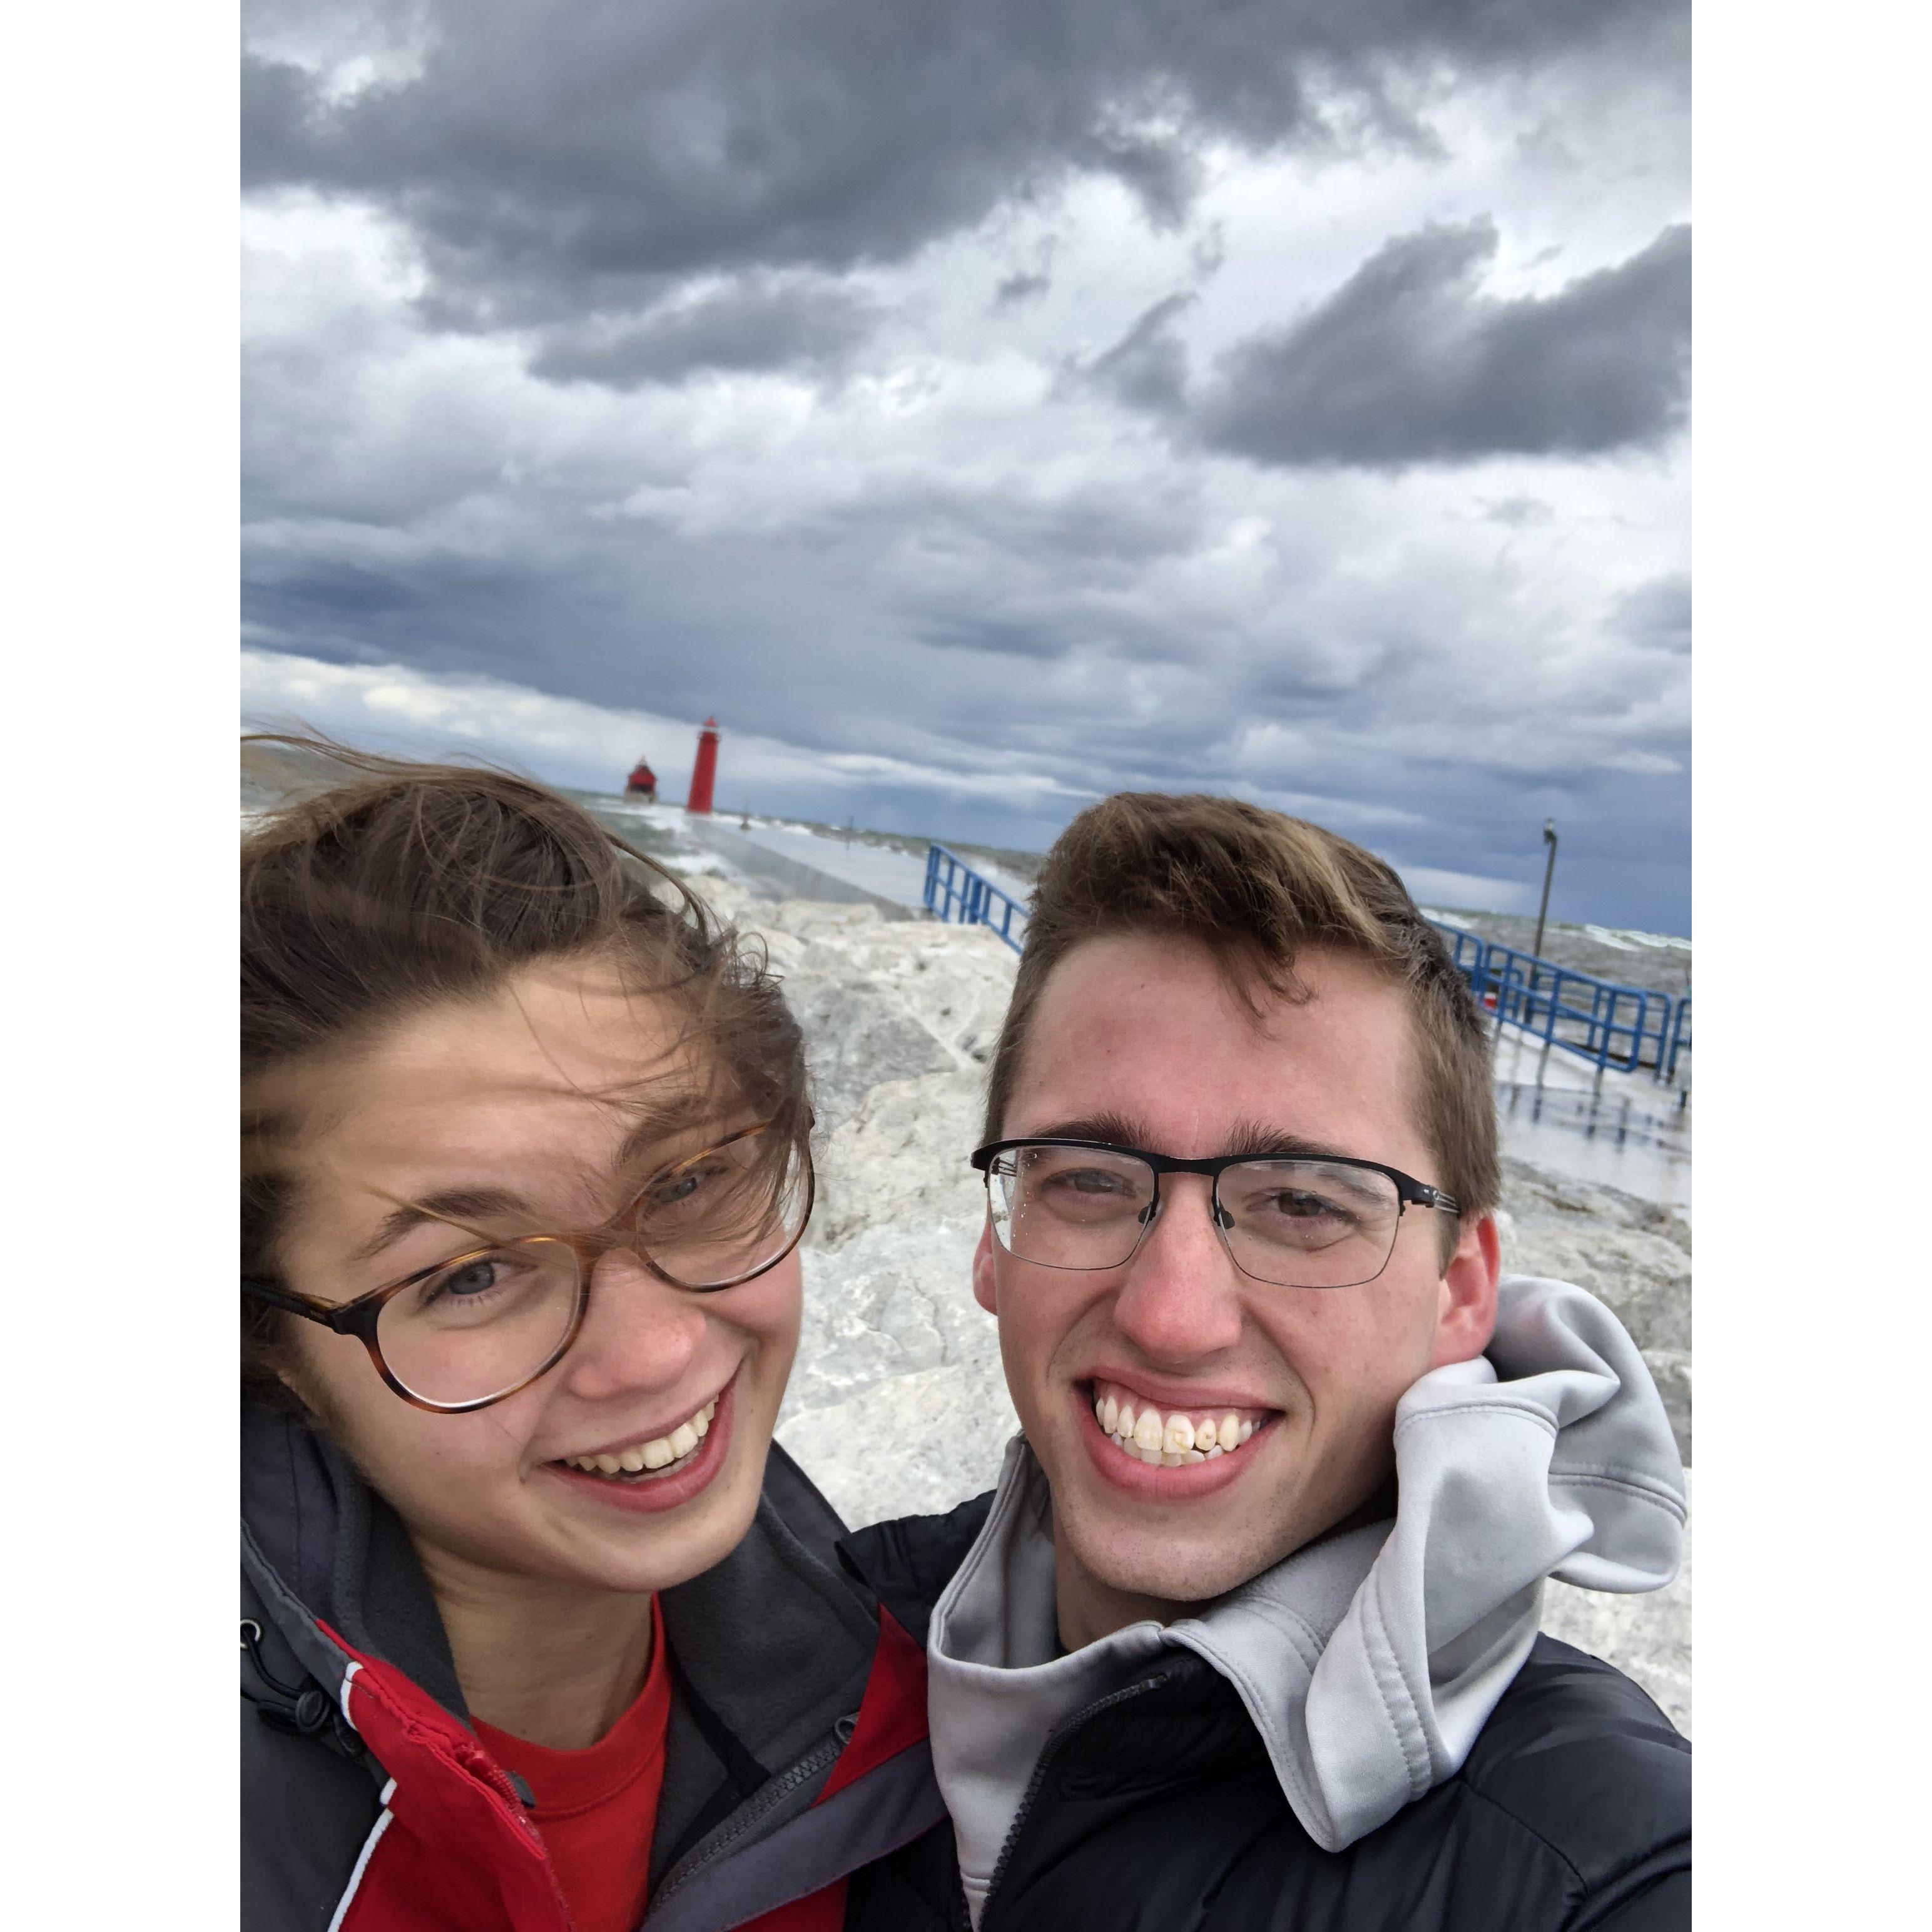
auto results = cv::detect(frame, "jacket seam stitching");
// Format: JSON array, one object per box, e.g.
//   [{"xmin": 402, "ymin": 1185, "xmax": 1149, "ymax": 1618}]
[
  {"xmin": 1548, "ymin": 1469, "xmax": 1687, "ymax": 1517},
  {"xmin": 1395, "ymin": 1401, "xmax": 1557, "ymax": 1439},
  {"xmin": 1447, "ymin": 1769, "xmax": 1589, "ymax": 1889},
  {"xmin": 1363, "ymin": 1570, "xmax": 1432, "ymax": 1799},
  {"xmin": 1555, "ymin": 1829, "xmax": 1693, "ymax": 1931}
]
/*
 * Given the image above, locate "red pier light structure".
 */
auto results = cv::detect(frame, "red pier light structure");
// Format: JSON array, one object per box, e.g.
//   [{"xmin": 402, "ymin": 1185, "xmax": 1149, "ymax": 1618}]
[{"xmin": 685, "ymin": 717, "xmax": 720, "ymax": 814}]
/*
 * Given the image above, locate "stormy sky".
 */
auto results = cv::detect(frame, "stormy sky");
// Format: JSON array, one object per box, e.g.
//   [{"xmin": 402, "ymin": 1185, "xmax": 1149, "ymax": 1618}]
[{"xmin": 241, "ymin": 0, "xmax": 1690, "ymax": 932}]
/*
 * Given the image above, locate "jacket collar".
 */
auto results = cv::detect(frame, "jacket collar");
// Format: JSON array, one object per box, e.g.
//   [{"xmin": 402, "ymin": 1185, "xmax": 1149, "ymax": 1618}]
[
  {"xmin": 920, "ymin": 1271, "xmax": 1686, "ymax": 1904},
  {"xmin": 242, "ymin": 1401, "xmax": 467, "ymax": 1712},
  {"xmin": 240, "ymin": 1400, "xmax": 880, "ymax": 1786}
]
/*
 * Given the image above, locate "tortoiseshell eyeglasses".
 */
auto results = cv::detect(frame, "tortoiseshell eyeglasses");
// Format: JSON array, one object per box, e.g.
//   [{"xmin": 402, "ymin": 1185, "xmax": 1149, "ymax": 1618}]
[{"xmin": 242, "ymin": 1122, "xmax": 813, "ymax": 1413}]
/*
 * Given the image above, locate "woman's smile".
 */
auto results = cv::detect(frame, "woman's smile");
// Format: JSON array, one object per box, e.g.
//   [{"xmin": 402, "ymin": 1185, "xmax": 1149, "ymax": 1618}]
[{"xmin": 539, "ymin": 1366, "xmax": 741, "ymax": 1514}]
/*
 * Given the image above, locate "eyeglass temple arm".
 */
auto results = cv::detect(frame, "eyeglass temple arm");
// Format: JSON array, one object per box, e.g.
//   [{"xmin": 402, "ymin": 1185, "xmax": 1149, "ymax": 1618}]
[{"xmin": 242, "ymin": 1278, "xmax": 357, "ymax": 1331}]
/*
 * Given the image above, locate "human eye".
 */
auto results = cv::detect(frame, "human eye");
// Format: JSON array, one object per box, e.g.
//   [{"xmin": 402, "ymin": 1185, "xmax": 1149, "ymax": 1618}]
[
  {"xmin": 1263, "ymin": 1188, "xmax": 1356, "ymax": 1228},
  {"xmin": 643, "ymin": 1159, "xmax": 728, "ymax": 1216},
  {"xmin": 415, "ymin": 1250, "xmax": 532, "ymax": 1317},
  {"xmin": 1229, "ymin": 1162, "xmax": 1393, "ymax": 1251},
  {"xmin": 1025, "ymin": 1154, "xmax": 1142, "ymax": 1219},
  {"xmin": 1231, "ymin": 1187, "xmax": 1359, "ymax": 1258},
  {"xmin": 1048, "ymin": 1164, "xmax": 1129, "ymax": 1195}
]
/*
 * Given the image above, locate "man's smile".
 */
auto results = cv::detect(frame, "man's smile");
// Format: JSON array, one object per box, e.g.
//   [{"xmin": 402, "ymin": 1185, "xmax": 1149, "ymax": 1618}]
[
  {"xmin": 1069, "ymin": 1373, "xmax": 1285, "ymax": 1501},
  {"xmin": 1084, "ymin": 1375, "xmax": 1278, "ymax": 1465}
]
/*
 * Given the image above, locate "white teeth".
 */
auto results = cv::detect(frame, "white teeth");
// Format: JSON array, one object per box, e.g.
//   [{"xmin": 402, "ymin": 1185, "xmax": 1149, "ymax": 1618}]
[
  {"xmin": 567, "ymin": 1395, "xmax": 721, "ymax": 1479},
  {"xmin": 1094, "ymin": 1385, "xmax": 1268, "ymax": 1468}
]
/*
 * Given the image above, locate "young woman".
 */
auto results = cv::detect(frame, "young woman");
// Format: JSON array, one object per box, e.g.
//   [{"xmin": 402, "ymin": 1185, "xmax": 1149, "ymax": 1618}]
[{"xmin": 240, "ymin": 743, "xmax": 938, "ymax": 1932}]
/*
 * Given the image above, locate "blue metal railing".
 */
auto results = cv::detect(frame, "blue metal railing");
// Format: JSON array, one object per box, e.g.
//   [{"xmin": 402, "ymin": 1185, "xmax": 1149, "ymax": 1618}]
[
  {"xmin": 1662, "ymin": 993, "xmax": 1691, "ymax": 1083},
  {"xmin": 913, "ymin": 866, "xmax": 1688, "ymax": 1078},
  {"xmin": 925, "ymin": 844, "xmax": 1029, "ymax": 953},
  {"xmin": 1426, "ymin": 921, "xmax": 1689, "ymax": 1084}
]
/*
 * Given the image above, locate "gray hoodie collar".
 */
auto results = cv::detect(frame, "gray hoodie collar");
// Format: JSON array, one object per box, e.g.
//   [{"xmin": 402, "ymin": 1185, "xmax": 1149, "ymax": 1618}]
[{"xmin": 926, "ymin": 1275, "xmax": 1685, "ymax": 1914}]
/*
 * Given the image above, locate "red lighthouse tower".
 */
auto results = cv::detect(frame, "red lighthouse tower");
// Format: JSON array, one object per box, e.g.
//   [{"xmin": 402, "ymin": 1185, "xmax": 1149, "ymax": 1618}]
[{"xmin": 685, "ymin": 718, "xmax": 720, "ymax": 815}]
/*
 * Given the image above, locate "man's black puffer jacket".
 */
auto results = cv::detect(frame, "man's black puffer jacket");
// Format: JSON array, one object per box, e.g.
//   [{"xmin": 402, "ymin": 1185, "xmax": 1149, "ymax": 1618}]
[{"xmin": 841, "ymin": 1494, "xmax": 1690, "ymax": 1932}]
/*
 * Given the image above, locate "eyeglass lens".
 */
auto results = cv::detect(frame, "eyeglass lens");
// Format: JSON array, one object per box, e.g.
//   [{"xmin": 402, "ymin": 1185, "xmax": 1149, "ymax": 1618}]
[
  {"xmin": 376, "ymin": 1238, "xmax": 584, "ymax": 1407},
  {"xmin": 373, "ymin": 1137, "xmax": 813, "ymax": 1406},
  {"xmin": 986, "ymin": 1144, "xmax": 1405, "ymax": 1289},
  {"xmin": 633, "ymin": 1133, "xmax": 812, "ymax": 1290}
]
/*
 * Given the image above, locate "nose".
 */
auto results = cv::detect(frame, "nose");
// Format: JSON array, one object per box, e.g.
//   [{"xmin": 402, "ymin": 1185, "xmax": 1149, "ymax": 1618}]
[
  {"xmin": 1109, "ymin": 1174, "xmax": 1246, "ymax": 1365},
  {"xmin": 559, "ymin": 1246, "xmax": 708, "ymax": 1403}
]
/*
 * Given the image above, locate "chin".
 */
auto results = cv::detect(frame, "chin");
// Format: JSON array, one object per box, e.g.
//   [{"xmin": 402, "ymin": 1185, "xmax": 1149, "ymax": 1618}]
[{"xmin": 1073, "ymin": 1508, "xmax": 1282, "ymax": 1608}]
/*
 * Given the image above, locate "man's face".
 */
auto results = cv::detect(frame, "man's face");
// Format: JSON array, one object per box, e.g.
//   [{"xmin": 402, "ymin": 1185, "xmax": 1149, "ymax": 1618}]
[{"xmin": 973, "ymin": 933, "xmax": 1498, "ymax": 1639}]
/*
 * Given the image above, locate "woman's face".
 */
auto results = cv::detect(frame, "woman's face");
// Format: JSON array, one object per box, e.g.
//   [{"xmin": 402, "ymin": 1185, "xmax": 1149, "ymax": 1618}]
[{"xmin": 260, "ymin": 954, "xmax": 803, "ymax": 1598}]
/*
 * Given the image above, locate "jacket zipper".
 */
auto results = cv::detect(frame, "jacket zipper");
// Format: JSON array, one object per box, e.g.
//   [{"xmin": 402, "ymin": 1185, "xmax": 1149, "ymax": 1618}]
[
  {"xmin": 645, "ymin": 1734, "xmax": 845, "ymax": 1913},
  {"xmin": 977, "ymin": 1670, "xmax": 1174, "ymax": 1930}
]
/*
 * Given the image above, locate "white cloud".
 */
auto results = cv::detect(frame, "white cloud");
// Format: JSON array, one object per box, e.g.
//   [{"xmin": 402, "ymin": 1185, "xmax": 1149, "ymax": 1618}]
[
  {"xmin": 241, "ymin": 6, "xmax": 1690, "ymax": 928},
  {"xmin": 241, "ymin": 647, "xmax": 1087, "ymax": 816},
  {"xmin": 1396, "ymin": 865, "xmax": 1535, "ymax": 914},
  {"xmin": 1595, "ymin": 750, "xmax": 1684, "ymax": 776}
]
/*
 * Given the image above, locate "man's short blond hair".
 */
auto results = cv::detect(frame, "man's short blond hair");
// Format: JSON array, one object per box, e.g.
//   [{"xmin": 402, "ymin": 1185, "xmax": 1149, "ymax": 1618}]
[{"xmin": 984, "ymin": 792, "xmax": 1500, "ymax": 1230}]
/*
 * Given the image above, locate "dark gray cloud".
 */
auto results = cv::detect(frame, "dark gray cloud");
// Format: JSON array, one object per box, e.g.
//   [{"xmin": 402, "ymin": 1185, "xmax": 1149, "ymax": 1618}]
[
  {"xmin": 1193, "ymin": 218, "xmax": 1690, "ymax": 466},
  {"xmin": 1480, "ymin": 494, "xmax": 1556, "ymax": 528},
  {"xmin": 1614, "ymin": 572, "xmax": 1691, "ymax": 654},
  {"xmin": 242, "ymin": 0, "xmax": 1692, "ymax": 932},
  {"xmin": 244, "ymin": 0, "xmax": 1682, "ymax": 327},
  {"xmin": 992, "ymin": 270, "xmax": 1052, "ymax": 308},
  {"xmin": 1082, "ymin": 292, "xmax": 1198, "ymax": 413},
  {"xmin": 529, "ymin": 277, "xmax": 880, "ymax": 388}
]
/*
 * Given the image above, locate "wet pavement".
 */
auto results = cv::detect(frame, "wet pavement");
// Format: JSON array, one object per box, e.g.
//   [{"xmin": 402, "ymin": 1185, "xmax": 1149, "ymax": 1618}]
[{"xmin": 1491, "ymin": 1029, "xmax": 1692, "ymax": 1216}]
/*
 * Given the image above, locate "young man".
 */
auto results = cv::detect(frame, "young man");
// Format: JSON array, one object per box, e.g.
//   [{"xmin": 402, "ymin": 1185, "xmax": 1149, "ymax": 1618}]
[{"xmin": 843, "ymin": 793, "xmax": 1689, "ymax": 1931}]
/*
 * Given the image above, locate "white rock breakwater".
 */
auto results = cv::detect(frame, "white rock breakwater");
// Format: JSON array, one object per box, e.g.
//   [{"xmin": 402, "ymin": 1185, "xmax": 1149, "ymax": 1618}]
[
  {"xmin": 693, "ymin": 880, "xmax": 1692, "ymax": 1736},
  {"xmin": 240, "ymin": 751, "xmax": 1689, "ymax": 1734}
]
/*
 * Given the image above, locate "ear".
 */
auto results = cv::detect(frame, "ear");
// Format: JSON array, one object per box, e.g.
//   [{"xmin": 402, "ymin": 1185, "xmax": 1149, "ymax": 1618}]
[
  {"xmin": 971, "ymin": 1217, "xmax": 999, "ymax": 1315},
  {"xmin": 1430, "ymin": 1213, "xmax": 1500, "ymax": 1370}
]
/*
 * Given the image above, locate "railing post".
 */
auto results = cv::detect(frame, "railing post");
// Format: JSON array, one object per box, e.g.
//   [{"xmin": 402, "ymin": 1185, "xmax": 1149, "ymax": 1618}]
[{"xmin": 921, "ymin": 844, "xmax": 1029, "ymax": 954}]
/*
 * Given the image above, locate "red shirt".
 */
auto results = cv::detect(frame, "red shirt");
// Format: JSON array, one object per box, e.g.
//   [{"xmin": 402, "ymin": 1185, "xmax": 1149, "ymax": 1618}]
[{"xmin": 474, "ymin": 1599, "xmax": 673, "ymax": 1932}]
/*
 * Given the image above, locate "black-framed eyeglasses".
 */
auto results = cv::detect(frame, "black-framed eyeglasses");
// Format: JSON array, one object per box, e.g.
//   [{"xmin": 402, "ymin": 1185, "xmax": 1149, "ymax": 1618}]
[
  {"xmin": 969, "ymin": 1138, "xmax": 1460, "ymax": 1290},
  {"xmin": 242, "ymin": 1122, "xmax": 814, "ymax": 1414}
]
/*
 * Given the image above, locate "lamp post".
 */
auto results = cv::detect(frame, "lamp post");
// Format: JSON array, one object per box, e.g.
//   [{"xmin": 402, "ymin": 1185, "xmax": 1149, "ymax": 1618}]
[{"xmin": 1532, "ymin": 819, "xmax": 1558, "ymax": 960}]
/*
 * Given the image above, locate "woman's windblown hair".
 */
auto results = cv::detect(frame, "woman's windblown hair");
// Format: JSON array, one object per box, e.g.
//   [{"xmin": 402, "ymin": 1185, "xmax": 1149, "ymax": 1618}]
[{"xmin": 240, "ymin": 733, "xmax": 809, "ymax": 1400}]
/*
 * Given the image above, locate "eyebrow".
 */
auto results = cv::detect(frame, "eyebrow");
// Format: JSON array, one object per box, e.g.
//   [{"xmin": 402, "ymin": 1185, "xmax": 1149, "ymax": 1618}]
[
  {"xmin": 1024, "ymin": 1114, "xmax": 1353, "ymax": 1163},
  {"xmin": 614, "ymin": 1092, "xmax": 724, "ymax": 1175},
  {"xmin": 349, "ymin": 1096, "xmax": 736, "ymax": 1266},
  {"xmin": 352, "ymin": 1187, "xmax": 532, "ymax": 1264}
]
